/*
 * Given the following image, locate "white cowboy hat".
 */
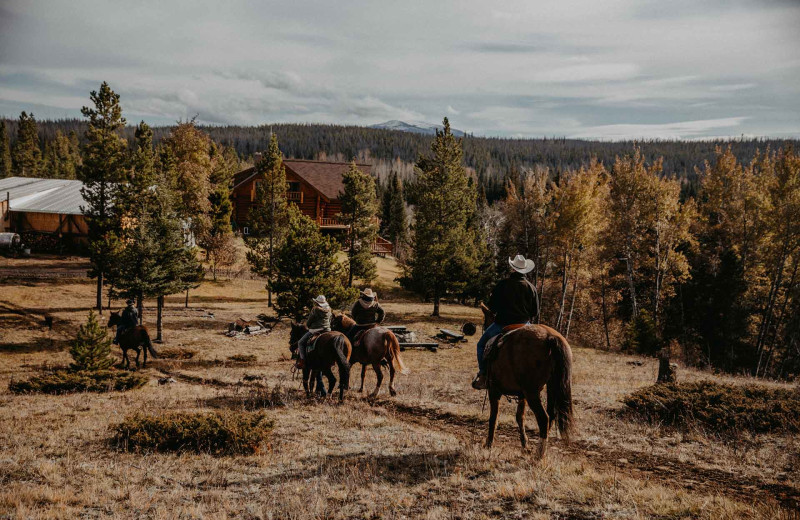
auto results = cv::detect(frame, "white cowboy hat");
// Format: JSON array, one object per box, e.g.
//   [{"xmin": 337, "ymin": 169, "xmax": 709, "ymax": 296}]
[
  {"xmin": 509, "ymin": 255, "xmax": 535, "ymax": 274},
  {"xmin": 360, "ymin": 288, "xmax": 377, "ymax": 299},
  {"xmin": 311, "ymin": 295, "xmax": 329, "ymax": 307}
]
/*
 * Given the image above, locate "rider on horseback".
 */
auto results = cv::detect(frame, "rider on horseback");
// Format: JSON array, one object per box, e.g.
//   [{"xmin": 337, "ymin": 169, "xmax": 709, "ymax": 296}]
[
  {"xmin": 351, "ymin": 288, "xmax": 385, "ymax": 326},
  {"xmin": 296, "ymin": 295, "xmax": 332, "ymax": 369},
  {"xmin": 472, "ymin": 255, "xmax": 539, "ymax": 390},
  {"xmin": 113, "ymin": 299, "xmax": 139, "ymax": 345}
]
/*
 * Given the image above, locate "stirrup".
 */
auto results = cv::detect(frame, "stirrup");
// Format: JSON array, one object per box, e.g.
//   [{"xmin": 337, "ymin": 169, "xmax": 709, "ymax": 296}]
[{"xmin": 472, "ymin": 372, "xmax": 488, "ymax": 390}]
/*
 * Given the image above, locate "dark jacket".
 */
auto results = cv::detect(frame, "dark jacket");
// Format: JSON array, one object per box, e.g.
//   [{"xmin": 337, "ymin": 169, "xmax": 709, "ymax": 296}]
[
  {"xmin": 121, "ymin": 306, "xmax": 138, "ymax": 329},
  {"xmin": 306, "ymin": 305, "xmax": 332, "ymax": 331},
  {"xmin": 351, "ymin": 299, "xmax": 385, "ymax": 325},
  {"xmin": 488, "ymin": 272, "xmax": 538, "ymax": 327}
]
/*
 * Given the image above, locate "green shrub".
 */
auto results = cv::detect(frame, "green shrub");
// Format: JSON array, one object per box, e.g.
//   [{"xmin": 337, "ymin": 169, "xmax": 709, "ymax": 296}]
[
  {"xmin": 623, "ymin": 310, "xmax": 660, "ymax": 355},
  {"xmin": 111, "ymin": 411, "xmax": 273, "ymax": 455},
  {"xmin": 623, "ymin": 381, "xmax": 800, "ymax": 435},
  {"xmin": 9, "ymin": 369, "xmax": 147, "ymax": 394},
  {"xmin": 70, "ymin": 311, "xmax": 114, "ymax": 371}
]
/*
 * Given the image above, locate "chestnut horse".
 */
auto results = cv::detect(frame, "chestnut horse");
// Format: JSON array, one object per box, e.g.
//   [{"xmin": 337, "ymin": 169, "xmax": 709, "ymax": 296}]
[
  {"xmin": 479, "ymin": 303, "xmax": 574, "ymax": 458},
  {"xmin": 331, "ymin": 314, "xmax": 409, "ymax": 397},
  {"xmin": 289, "ymin": 323, "xmax": 352, "ymax": 402},
  {"xmin": 107, "ymin": 311, "xmax": 158, "ymax": 369}
]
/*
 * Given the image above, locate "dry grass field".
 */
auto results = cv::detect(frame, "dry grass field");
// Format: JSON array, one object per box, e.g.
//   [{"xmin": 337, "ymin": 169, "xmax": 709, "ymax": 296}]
[{"xmin": 1, "ymin": 255, "xmax": 798, "ymax": 519}]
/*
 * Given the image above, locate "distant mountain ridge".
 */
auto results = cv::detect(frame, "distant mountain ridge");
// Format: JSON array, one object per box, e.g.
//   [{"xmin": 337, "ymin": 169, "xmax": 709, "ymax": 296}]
[{"xmin": 370, "ymin": 120, "xmax": 465, "ymax": 137}]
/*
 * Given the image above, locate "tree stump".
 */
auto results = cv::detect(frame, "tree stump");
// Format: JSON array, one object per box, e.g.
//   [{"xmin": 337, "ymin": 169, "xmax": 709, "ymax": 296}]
[{"xmin": 657, "ymin": 352, "xmax": 677, "ymax": 383}]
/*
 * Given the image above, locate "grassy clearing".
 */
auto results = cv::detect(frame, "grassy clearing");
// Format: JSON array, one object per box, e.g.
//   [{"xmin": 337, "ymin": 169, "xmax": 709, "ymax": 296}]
[
  {"xmin": 8, "ymin": 369, "xmax": 147, "ymax": 394},
  {"xmin": 0, "ymin": 255, "xmax": 797, "ymax": 518},
  {"xmin": 157, "ymin": 347, "xmax": 197, "ymax": 359},
  {"xmin": 624, "ymin": 381, "xmax": 800, "ymax": 435},
  {"xmin": 111, "ymin": 410, "xmax": 274, "ymax": 455}
]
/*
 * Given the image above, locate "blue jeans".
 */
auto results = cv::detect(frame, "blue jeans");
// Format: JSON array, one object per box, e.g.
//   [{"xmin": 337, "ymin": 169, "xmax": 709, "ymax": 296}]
[
  {"xmin": 298, "ymin": 331, "xmax": 313, "ymax": 360},
  {"xmin": 476, "ymin": 322, "xmax": 502, "ymax": 372}
]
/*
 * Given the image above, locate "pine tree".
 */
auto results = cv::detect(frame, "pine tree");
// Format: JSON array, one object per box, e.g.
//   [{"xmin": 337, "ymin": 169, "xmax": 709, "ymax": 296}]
[
  {"xmin": 387, "ymin": 172, "xmax": 408, "ymax": 255},
  {"xmin": 69, "ymin": 311, "xmax": 114, "ymax": 371},
  {"xmin": 207, "ymin": 142, "xmax": 235, "ymax": 237},
  {"xmin": 80, "ymin": 82, "xmax": 128, "ymax": 313},
  {"xmin": 403, "ymin": 118, "xmax": 478, "ymax": 316},
  {"xmin": 12, "ymin": 111, "xmax": 41, "ymax": 177},
  {"xmin": 246, "ymin": 133, "xmax": 289, "ymax": 307},
  {"xmin": 164, "ymin": 121, "xmax": 213, "ymax": 240},
  {"xmin": 341, "ymin": 161, "xmax": 379, "ymax": 286},
  {"xmin": 150, "ymin": 183, "xmax": 204, "ymax": 341},
  {"xmin": 42, "ymin": 130, "xmax": 80, "ymax": 179},
  {"xmin": 270, "ymin": 205, "xmax": 357, "ymax": 320},
  {"xmin": 0, "ymin": 121, "xmax": 12, "ymax": 178}
]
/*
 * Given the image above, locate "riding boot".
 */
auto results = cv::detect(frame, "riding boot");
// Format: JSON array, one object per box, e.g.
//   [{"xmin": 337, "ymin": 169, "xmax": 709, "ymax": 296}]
[{"xmin": 471, "ymin": 371, "xmax": 488, "ymax": 390}]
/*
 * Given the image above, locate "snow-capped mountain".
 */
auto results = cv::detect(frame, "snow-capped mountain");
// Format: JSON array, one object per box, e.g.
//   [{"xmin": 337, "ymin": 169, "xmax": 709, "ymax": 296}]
[{"xmin": 370, "ymin": 120, "xmax": 465, "ymax": 137}]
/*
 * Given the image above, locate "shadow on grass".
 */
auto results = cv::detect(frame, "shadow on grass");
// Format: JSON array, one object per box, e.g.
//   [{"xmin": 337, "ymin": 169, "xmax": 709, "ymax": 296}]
[
  {"xmin": 216, "ymin": 450, "xmax": 462, "ymax": 488},
  {"xmin": 0, "ymin": 338, "xmax": 71, "ymax": 354}
]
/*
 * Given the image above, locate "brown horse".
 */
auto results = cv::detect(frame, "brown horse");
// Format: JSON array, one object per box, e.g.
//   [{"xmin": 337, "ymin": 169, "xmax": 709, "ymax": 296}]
[
  {"xmin": 107, "ymin": 311, "xmax": 158, "ymax": 369},
  {"xmin": 479, "ymin": 303, "xmax": 574, "ymax": 458},
  {"xmin": 289, "ymin": 323, "xmax": 352, "ymax": 401},
  {"xmin": 331, "ymin": 314, "xmax": 409, "ymax": 397}
]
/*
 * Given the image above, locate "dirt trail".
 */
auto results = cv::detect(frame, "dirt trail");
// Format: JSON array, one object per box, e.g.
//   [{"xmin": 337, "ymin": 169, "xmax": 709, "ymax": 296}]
[{"xmin": 377, "ymin": 400, "xmax": 800, "ymax": 512}]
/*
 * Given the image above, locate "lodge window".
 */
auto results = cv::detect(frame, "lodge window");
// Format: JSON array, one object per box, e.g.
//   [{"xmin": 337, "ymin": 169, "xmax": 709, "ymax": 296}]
[{"xmin": 287, "ymin": 181, "xmax": 300, "ymax": 192}]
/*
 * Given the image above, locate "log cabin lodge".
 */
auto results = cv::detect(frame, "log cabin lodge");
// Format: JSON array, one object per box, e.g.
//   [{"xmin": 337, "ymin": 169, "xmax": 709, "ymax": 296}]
[{"xmin": 231, "ymin": 159, "xmax": 392, "ymax": 255}]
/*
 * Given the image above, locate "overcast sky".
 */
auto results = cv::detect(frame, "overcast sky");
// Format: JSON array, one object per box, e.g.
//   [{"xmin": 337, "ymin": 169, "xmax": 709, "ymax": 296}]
[{"xmin": 1, "ymin": 0, "xmax": 798, "ymax": 139}]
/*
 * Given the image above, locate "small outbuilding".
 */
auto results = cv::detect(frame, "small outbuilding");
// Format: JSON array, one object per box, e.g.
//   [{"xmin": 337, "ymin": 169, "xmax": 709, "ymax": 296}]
[{"xmin": 0, "ymin": 177, "xmax": 89, "ymax": 252}]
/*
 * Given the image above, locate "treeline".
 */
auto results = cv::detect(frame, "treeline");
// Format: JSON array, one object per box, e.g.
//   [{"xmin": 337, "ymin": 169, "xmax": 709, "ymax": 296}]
[
  {"xmin": 3, "ymin": 115, "xmax": 798, "ymax": 201},
  {"xmin": 59, "ymin": 82, "xmax": 244, "ymax": 342},
  {"xmin": 386, "ymin": 123, "xmax": 800, "ymax": 380}
]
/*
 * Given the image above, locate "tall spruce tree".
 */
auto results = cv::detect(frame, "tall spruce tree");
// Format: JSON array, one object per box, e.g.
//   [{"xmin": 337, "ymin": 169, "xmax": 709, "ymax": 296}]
[
  {"xmin": 340, "ymin": 161, "xmax": 379, "ymax": 286},
  {"xmin": 164, "ymin": 121, "xmax": 213, "ymax": 240},
  {"xmin": 404, "ymin": 118, "xmax": 478, "ymax": 316},
  {"xmin": 12, "ymin": 111, "xmax": 41, "ymax": 177},
  {"xmin": 80, "ymin": 82, "xmax": 128, "ymax": 313},
  {"xmin": 270, "ymin": 205, "xmax": 357, "ymax": 320},
  {"xmin": 246, "ymin": 133, "xmax": 289, "ymax": 307},
  {"xmin": 0, "ymin": 121, "xmax": 11, "ymax": 178}
]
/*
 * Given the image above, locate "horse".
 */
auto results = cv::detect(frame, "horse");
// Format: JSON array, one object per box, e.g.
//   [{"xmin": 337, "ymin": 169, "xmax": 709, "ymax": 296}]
[
  {"xmin": 288, "ymin": 323, "xmax": 352, "ymax": 402},
  {"xmin": 478, "ymin": 303, "xmax": 574, "ymax": 458},
  {"xmin": 107, "ymin": 311, "xmax": 158, "ymax": 369},
  {"xmin": 331, "ymin": 313, "xmax": 409, "ymax": 398}
]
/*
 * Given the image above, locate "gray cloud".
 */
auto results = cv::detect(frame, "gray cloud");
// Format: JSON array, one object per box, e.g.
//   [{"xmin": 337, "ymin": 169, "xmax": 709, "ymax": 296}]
[{"xmin": 0, "ymin": 0, "xmax": 798, "ymax": 139}]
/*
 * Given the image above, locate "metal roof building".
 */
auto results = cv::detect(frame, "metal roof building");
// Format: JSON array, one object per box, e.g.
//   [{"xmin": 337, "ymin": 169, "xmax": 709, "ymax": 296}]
[{"xmin": 0, "ymin": 177, "xmax": 89, "ymax": 250}]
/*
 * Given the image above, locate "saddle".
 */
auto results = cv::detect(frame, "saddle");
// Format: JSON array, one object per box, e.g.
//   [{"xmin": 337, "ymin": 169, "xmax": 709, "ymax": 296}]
[
  {"xmin": 349, "ymin": 323, "xmax": 377, "ymax": 347},
  {"xmin": 305, "ymin": 331, "xmax": 325, "ymax": 354},
  {"xmin": 482, "ymin": 323, "xmax": 528, "ymax": 365}
]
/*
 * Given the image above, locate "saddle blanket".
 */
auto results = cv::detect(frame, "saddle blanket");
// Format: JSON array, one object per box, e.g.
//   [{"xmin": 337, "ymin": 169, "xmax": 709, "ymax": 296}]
[{"xmin": 482, "ymin": 323, "xmax": 528, "ymax": 363}]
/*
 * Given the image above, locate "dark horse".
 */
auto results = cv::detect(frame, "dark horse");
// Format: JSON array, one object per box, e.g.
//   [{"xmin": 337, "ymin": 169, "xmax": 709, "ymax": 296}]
[
  {"xmin": 288, "ymin": 323, "xmax": 352, "ymax": 402},
  {"xmin": 331, "ymin": 314, "xmax": 409, "ymax": 397},
  {"xmin": 479, "ymin": 303, "xmax": 574, "ymax": 458},
  {"xmin": 107, "ymin": 311, "xmax": 158, "ymax": 369}
]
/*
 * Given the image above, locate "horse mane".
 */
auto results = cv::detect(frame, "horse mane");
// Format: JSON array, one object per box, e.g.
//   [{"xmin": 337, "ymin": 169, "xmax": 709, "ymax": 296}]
[{"xmin": 337, "ymin": 313, "xmax": 356, "ymax": 328}]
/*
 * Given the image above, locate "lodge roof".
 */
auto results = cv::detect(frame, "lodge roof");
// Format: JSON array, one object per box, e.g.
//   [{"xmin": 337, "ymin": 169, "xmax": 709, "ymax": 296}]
[
  {"xmin": 233, "ymin": 159, "xmax": 372, "ymax": 201},
  {"xmin": 0, "ymin": 177, "xmax": 86, "ymax": 215}
]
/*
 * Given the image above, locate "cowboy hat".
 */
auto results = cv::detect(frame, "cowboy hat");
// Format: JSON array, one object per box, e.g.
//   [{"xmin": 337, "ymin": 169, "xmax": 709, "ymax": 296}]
[
  {"xmin": 311, "ymin": 295, "xmax": 329, "ymax": 307},
  {"xmin": 508, "ymin": 255, "xmax": 535, "ymax": 274},
  {"xmin": 360, "ymin": 288, "xmax": 377, "ymax": 300}
]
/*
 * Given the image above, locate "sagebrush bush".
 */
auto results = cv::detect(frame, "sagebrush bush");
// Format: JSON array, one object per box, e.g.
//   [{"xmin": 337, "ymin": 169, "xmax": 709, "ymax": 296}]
[
  {"xmin": 157, "ymin": 347, "xmax": 196, "ymax": 359},
  {"xmin": 9, "ymin": 369, "xmax": 147, "ymax": 394},
  {"xmin": 112, "ymin": 411, "xmax": 273, "ymax": 455},
  {"xmin": 623, "ymin": 380, "xmax": 800, "ymax": 435},
  {"xmin": 227, "ymin": 354, "xmax": 257, "ymax": 363}
]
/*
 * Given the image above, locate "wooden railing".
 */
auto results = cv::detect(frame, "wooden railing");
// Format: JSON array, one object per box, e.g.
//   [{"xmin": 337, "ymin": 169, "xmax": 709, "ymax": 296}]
[{"xmin": 286, "ymin": 191, "xmax": 303, "ymax": 202}]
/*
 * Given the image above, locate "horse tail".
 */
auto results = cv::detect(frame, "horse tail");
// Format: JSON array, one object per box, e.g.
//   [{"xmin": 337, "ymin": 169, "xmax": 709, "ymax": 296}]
[
  {"xmin": 546, "ymin": 334, "xmax": 574, "ymax": 442},
  {"xmin": 333, "ymin": 334, "xmax": 351, "ymax": 390},
  {"xmin": 142, "ymin": 329, "xmax": 158, "ymax": 358},
  {"xmin": 385, "ymin": 332, "xmax": 410, "ymax": 375}
]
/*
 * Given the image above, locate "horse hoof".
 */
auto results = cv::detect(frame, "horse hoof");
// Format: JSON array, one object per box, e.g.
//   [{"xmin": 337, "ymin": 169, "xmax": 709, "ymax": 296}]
[{"xmin": 389, "ymin": 389, "xmax": 397, "ymax": 397}]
